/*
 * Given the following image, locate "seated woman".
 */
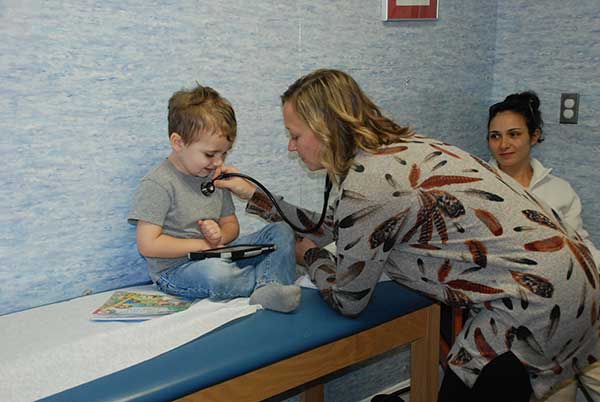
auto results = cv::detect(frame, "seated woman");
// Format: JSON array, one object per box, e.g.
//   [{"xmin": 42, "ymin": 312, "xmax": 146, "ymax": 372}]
[
  {"xmin": 487, "ymin": 91, "xmax": 600, "ymax": 268},
  {"xmin": 488, "ymin": 91, "xmax": 600, "ymax": 400}
]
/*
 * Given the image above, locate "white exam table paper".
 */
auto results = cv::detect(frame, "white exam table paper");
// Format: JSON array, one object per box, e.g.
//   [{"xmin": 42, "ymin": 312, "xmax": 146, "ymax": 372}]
[{"xmin": 0, "ymin": 285, "xmax": 260, "ymax": 402}]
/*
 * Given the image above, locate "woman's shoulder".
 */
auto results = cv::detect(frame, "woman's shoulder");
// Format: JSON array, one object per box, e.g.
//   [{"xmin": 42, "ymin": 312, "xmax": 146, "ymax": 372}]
[
  {"xmin": 529, "ymin": 167, "xmax": 580, "ymax": 213},
  {"xmin": 530, "ymin": 159, "xmax": 577, "ymax": 195}
]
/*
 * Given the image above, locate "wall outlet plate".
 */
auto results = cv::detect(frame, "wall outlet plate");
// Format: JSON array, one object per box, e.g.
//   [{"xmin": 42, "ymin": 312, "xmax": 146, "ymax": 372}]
[{"xmin": 560, "ymin": 93, "xmax": 579, "ymax": 124}]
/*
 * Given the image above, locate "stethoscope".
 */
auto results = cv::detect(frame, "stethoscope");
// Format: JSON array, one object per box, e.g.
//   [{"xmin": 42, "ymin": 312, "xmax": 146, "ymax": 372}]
[{"xmin": 201, "ymin": 173, "xmax": 332, "ymax": 233}]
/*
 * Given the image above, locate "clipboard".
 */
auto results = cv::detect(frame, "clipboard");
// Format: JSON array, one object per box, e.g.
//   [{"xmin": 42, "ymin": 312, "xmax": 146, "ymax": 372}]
[{"xmin": 188, "ymin": 244, "xmax": 277, "ymax": 261}]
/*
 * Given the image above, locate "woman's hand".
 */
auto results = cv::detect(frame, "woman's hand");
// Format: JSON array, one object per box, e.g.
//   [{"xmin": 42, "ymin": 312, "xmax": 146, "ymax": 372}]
[
  {"xmin": 213, "ymin": 165, "xmax": 257, "ymax": 200},
  {"xmin": 295, "ymin": 236, "xmax": 317, "ymax": 266}
]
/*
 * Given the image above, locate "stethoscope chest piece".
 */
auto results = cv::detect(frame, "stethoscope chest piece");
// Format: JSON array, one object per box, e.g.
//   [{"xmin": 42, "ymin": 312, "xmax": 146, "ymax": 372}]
[{"xmin": 200, "ymin": 181, "xmax": 216, "ymax": 196}]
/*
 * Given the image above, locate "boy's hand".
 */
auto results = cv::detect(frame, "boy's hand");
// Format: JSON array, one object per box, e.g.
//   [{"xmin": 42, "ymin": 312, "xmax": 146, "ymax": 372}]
[
  {"xmin": 198, "ymin": 219, "xmax": 223, "ymax": 248},
  {"xmin": 213, "ymin": 165, "xmax": 257, "ymax": 200}
]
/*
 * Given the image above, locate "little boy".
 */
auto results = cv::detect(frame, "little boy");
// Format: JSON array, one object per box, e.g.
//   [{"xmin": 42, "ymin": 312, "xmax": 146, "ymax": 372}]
[{"xmin": 128, "ymin": 84, "xmax": 300, "ymax": 313}]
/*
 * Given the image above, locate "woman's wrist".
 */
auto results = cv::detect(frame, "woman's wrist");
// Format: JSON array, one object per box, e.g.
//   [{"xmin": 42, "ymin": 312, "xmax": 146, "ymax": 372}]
[
  {"xmin": 243, "ymin": 185, "xmax": 257, "ymax": 200},
  {"xmin": 303, "ymin": 246, "xmax": 321, "ymax": 266}
]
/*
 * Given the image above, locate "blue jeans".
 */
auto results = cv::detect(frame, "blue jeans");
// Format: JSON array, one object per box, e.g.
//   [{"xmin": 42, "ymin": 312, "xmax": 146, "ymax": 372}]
[{"xmin": 156, "ymin": 222, "xmax": 296, "ymax": 300}]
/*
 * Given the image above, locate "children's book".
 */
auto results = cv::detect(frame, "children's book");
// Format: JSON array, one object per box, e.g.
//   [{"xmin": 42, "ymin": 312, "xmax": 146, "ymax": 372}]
[{"xmin": 90, "ymin": 290, "xmax": 195, "ymax": 321}]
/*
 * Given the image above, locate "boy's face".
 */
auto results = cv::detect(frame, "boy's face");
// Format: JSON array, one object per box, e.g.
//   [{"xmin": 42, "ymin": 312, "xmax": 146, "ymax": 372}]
[{"xmin": 169, "ymin": 131, "xmax": 232, "ymax": 177}]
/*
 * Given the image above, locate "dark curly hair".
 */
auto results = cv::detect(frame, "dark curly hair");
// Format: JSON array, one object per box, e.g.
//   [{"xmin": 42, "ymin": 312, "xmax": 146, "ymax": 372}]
[{"xmin": 488, "ymin": 91, "xmax": 544, "ymax": 143}]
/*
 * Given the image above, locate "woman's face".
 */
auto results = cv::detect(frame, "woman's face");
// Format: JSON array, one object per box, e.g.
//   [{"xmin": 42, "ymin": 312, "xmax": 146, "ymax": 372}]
[
  {"xmin": 283, "ymin": 101, "xmax": 324, "ymax": 171},
  {"xmin": 488, "ymin": 111, "xmax": 539, "ymax": 171}
]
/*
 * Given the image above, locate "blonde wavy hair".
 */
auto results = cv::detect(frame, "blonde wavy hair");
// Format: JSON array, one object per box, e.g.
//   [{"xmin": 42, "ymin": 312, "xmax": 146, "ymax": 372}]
[
  {"xmin": 281, "ymin": 69, "xmax": 413, "ymax": 181},
  {"xmin": 168, "ymin": 85, "xmax": 237, "ymax": 145}
]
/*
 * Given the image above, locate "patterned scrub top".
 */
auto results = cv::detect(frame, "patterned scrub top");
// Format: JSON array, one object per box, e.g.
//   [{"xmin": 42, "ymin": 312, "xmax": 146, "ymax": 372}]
[{"xmin": 246, "ymin": 135, "xmax": 600, "ymax": 398}]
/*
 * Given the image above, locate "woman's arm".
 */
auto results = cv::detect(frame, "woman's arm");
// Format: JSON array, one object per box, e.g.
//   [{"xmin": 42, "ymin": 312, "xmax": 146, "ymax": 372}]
[
  {"xmin": 561, "ymin": 190, "xmax": 600, "ymax": 267},
  {"xmin": 214, "ymin": 165, "xmax": 335, "ymax": 246},
  {"xmin": 559, "ymin": 184, "xmax": 585, "ymax": 235},
  {"xmin": 245, "ymin": 188, "xmax": 336, "ymax": 247},
  {"xmin": 303, "ymin": 196, "xmax": 386, "ymax": 317}
]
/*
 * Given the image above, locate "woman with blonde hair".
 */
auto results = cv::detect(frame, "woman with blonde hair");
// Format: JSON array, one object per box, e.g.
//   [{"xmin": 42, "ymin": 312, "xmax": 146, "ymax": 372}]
[{"xmin": 216, "ymin": 69, "xmax": 600, "ymax": 401}]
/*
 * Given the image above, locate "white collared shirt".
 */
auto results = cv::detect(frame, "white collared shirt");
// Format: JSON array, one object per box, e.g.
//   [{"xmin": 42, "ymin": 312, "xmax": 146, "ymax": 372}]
[{"xmin": 489, "ymin": 157, "xmax": 600, "ymax": 267}]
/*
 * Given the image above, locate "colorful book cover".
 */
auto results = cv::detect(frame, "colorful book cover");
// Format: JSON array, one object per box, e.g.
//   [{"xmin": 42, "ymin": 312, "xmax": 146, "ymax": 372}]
[{"xmin": 91, "ymin": 291, "xmax": 195, "ymax": 321}]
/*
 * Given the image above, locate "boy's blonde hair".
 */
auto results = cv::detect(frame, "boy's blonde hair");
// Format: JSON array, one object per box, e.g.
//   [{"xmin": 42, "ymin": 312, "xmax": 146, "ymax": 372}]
[
  {"xmin": 281, "ymin": 69, "xmax": 413, "ymax": 180},
  {"xmin": 168, "ymin": 85, "xmax": 237, "ymax": 145}
]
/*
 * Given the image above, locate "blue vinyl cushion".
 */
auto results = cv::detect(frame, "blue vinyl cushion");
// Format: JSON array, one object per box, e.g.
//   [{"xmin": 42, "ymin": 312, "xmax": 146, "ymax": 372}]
[{"xmin": 41, "ymin": 282, "xmax": 434, "ymax": 402}]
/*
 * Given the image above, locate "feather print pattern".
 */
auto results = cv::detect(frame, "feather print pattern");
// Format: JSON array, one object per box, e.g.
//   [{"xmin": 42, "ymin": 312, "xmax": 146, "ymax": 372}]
[
  {"xmin": 393, "ymin": 155, "xmax": 407, "ymax": 165},
  {"xmin": 369, "ymin": 209, "xmax": 410, "ymax": 251},
  {"xmin": 341, "ymin": 189, "xmax": 368, "ymax": 201},
  {"xmin": 374, "ymin": 145, "xmax": 408, "ymax": 155},
  {"xmin": 423, "ymin": 150, "xmax": 442, "ymax": 162},
  {"xmin": 460, "ymin": 188, "xmax": 504, "ymax": 202},
  {"xmin": 338, "ymin": 204, "xmax": 382, "ymax": 229},
  {"xmin": 510, "ymin": 271, "xmax": 554, "ymax": 298},
  {"xmin": 577, "ymin": 283, "xmax": 587, "ymax": 319},
  {"xmin": 522, "ymin": 209, "xmax": 559, "ymax": 230},
  {"xmin": 446, "ymin": 279, "xmax": 504, "ymax": 294},
  {"xmin": 444, "ymin": 287, "xmax": 473, "ymax": 307},
  {"xmin": 516, "ymin": 326, "xmax": 545, "ymax": 357},
  {"xmin": 473, "ymin": 208, "xmax": 503, "ymax": 236},
  {"xmin": 519, "ymin": 288, "xmax": 529, "ymax": 310},
  {"xmin": 430, "ymin": 190, "xmax": 465, "ymax": 218},
  {"xmin": 465, "ymin": 240, "xmax": 487, "ymax": 267},
  {"xmin": 449, "ymin": 347, "xmax": 473, "ymax": 366},
  {"xmin": 500, "ymin": 256, "xmax": 538, "ymax": 266},
  {"xmin": 524, "ymin": 236, "xmax": 565, "ymax": 252},
  {"xmin": 438, "ymin": 259, "xmax": 452, "ymax": 282},
  {"xmin": 566, "ymin": 239, "xmax": 598, "ymax": 289},
  {"xmin": 490, "ymin": 317, "xmax": 498, "ymax": 335},
  {"xmin": 343, "ymin": 236, "xmax": 362, "ymax": 251},
  {"xmin": 336, "ymin": 261, "xmax": 366, "ymax": 287},
  {"xmin": 409, "ymin": 163, "xmax": 420, "ymax": 188},
  {"xmin": 474, "ymin": 328, "xmax": 497, "ymax": 360},
  {"xmin": 431, "ymin": 160, "xmax": 447, "ymax": 172},
  {"xmin": 242, "ymin": 135, "xmax": 600, "ymax": 397},
  {"xmin": 246, "ymin": 192, "xmax": 282, "ymax": 222},
  {"xmin": 297, "ymin": 208, "xmax": 324, "ymax": 235},
  {"xmin": 419, "ymin": 175, "xmax": 483, "ymax": 190},
  {"xmin": 430, "ymin": 143, "xmax": 461, "ymax": 159}
]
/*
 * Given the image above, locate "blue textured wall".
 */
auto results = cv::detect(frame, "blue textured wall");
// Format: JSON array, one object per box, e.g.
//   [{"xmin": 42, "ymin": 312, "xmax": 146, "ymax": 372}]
[
  {"xmin": 5, "ymin": 1, "xmax": 596, "ymax": 401},
  {"xmin": 0, "ymin": 0, "xmax": 497, "ymax": 316},
  {"xmin": 492, "ymin": 0, "xmax": 600, "ymax": 245}
]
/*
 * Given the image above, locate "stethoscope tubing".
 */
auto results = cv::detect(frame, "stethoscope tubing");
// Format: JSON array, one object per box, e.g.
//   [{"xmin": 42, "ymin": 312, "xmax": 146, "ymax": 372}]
[{"xmin": 206, "ymin": 173, "xmax": 332, "ymax": 234}]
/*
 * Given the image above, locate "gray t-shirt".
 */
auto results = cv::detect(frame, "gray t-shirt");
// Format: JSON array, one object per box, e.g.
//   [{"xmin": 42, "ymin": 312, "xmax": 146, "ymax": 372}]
[{"xmin": 128, "ymin": 158, "xmax": 235, "ymax": 281}]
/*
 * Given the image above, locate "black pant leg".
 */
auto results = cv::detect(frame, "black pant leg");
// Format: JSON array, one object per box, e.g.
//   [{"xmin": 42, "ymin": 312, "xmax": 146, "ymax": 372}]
[
  {"xmin": 438, "ymin": 366, "xmax": 474, "ymax": 402},
  {"xmin": 471, "ymin": 351, "xmax": 533, "ymax": 402},
  {"xmin": 438, "ymin": 351, "xmax": 533, "ymax": 402}
]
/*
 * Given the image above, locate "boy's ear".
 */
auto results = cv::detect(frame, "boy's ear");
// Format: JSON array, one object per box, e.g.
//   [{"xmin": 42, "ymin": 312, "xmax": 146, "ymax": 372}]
[{"xmin": 170, "ymin": 132, "xmax": 185, "ymax": 150}]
